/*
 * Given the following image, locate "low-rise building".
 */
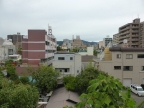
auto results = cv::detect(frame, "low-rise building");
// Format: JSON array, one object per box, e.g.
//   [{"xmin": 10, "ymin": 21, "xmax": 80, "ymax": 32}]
[
  {"xmin": 53, "ymin": 52, "xmax": 81, "ymax": 76},
  {"xmin": 0, "ymin": 39, "xmax": 16, "ymax": 62},
  {"xmin": 78, "ymin": 47, "xmax": 93, "ymax": 56},
  {"xmin": 94, "ymin": 47, "xmax": 144, "ymax": 87}
]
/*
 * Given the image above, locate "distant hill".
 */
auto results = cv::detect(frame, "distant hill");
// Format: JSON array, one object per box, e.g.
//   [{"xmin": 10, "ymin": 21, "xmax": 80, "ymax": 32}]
[
  {"xmin": 57, "ymin": 40, "xmax": 98, "ymax": 46},
  {"xmin": 82, "ymin": 40, "xmax": 98, "ymax": 45}
]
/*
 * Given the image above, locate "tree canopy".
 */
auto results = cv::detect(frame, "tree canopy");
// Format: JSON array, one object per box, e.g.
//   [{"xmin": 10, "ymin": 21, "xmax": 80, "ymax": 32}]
[{"xmin": 31, "ymin": 65, "xmax": 59, "ymax": 94}]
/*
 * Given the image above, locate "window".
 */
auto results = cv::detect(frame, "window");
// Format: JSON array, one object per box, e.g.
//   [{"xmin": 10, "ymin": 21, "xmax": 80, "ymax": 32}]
[
  {"xmin": 60, "ymin": 70, "xmax": 62, "ymax": 72},
  {"xmin": 77, "ymin": 70, "xmax": 79, "ymax": 73},
  {"xmin": 65, "ymin": 69, "xmax": 67, "ymax": 72},
  {"xmin": 138, "ymin": 54, "xmax": 144, "ymax": 58},
  {"xmin": 70, "ymin": 57, "xmax": 73, "ymax": 60},
  {"xmin": 58, "ymin": 57, "xmax": 65, "ymax": 60},
  {"xmin": 123, "ymin": 66, "xmax": 133, "ymax": 71},
  {"xmin": 117, "ymin": 54, "xmax": 121, "ymax": 59},
  {"xmin": 114, "ymin": 66, "xmax": 121, "ymax": 70},
  {"xmin": 126, "ymin": 54, "xmax": 133, "ymax": 59},
  {"xmin": 141, "ymin": 66, "xmax": 144, "ymax": 71}
]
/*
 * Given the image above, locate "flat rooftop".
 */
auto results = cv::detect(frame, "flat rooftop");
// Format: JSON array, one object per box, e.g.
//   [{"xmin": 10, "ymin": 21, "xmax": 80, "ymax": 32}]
[{"xmin": 109, "ymin": 47, "xmax": 144, "ymax": 52}]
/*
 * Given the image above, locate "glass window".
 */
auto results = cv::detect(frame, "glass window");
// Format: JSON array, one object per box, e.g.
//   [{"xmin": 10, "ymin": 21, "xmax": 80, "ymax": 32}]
[
  {"xmin": 123, "ymin": 66, "xmax": 133, "ymax": 71},
  {"xmin": 114, "ymin": 66, "xmax": 121, "ymax": 70},
  {"xmin": 117, "ymin": 54, "xmax": 121, "ymax": 59},
  {"xmin": 58, "ymin": 57, "xmax": 65, "ymax": 60},
  {"xmin": 126, "ymin": 54, "xmax": 133, "ymax": 59},
  {"xmin": 70, "ymin": 57, "xmax": 73, "ymax": 60},
  {"xmin": 141, "ymin": 66, "xmax": 144, "ymax": 71},
  {"xmin": 138, "ymin": 54, "xmax": 144, "ymax": 58}
]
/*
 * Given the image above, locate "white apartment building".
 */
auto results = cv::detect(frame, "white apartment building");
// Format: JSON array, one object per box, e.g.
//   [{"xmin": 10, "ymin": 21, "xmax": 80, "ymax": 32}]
[
  {"xmin": 53, "ymin": 52, "xmax": 81, "ymax": 77},
  {"xmin": 94, "ymin": 47, "xmax": 144, "ymax": 87}
]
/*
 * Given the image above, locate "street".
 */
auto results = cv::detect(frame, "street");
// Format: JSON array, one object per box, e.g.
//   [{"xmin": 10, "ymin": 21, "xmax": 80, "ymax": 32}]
[{"xmin": 131, "ymin": 92, "xmax": 144, "ymax": 105}]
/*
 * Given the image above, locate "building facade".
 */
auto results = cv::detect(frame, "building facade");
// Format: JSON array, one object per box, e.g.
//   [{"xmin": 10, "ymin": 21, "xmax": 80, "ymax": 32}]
[
  {"xmin": 103, "ymin": 38, "xmax": 112, "ymax": 47},
  {"xmin": 118, "ymin": 18, "xmax": 144, "ymax": 48},
  {"xmin": 0, "ymin": 39, "xmax": 16, "ymax": 62},
  {"xmin": 98, "ymin": 41, "xmax": 103, "ymax": 49},
  {"xmin": 78, "ymin": 47, "xmax": 93, "ymax": 56},
  {"xmin": 22, "ymin": 26, "xmax": 57, "ymax": 65},
  {"xmin": 61, "ymin": 39, "xmax": 72, "ymax": 50},
  {"xmin": 95, "ymin": 47, "xmax": 144, "ymax": 87},
  {"xmin": 0, "ymin": 37, "xmax": 4, "ymax": 45},
  {"xmin": 7, "ymin": 32, "xmax": 23, "ymax": 52},
  {"xmin": 71, "ymin": 35, "xmax": 86, "ymax": 49},
  {"xmin": 53, "ymin": 52, "xmax": 81, "ymax": 76},
  {"xmin": 113, "ymin": 33, "xmax": 119, "ymax": 45}
]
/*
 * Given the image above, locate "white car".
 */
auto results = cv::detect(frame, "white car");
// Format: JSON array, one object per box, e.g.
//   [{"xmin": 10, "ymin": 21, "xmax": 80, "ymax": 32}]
[{"xmin": 130, "ymin": 84, "xmax": 144, "ymax": 96}]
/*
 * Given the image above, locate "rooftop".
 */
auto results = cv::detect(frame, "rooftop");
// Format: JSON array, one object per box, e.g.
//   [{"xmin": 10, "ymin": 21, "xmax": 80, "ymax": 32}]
[{"xmin": 109, "ymin": 47, "xmax": 144, "ymax": 52}]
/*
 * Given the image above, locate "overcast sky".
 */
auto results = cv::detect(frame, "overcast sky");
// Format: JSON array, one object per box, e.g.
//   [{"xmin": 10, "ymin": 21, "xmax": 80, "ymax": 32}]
[{"xmin": 0, "ymin": 0, "xmax": 144, "ymax": 42}]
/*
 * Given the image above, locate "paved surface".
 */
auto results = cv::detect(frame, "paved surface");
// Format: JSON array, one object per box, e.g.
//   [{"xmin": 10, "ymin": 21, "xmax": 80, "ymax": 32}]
[{"xmin": 131, "ymin": 92, "xmax": 144, "ymax": 105}]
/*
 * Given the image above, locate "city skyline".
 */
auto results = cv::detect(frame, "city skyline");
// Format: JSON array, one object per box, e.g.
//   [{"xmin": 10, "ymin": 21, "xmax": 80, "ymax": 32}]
[{"xmin": 0, "ymin": 0, "xmax": 144, "ymax": 41}]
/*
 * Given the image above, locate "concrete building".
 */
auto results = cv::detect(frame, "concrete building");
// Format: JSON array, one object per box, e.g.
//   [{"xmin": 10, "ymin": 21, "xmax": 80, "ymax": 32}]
[
  {"xmin": 0, "ymin": 37, "xmax": 4, "ymax": 45},
  {"xmin": 71, "ymin": 35, "xmax": 86, "ymax": 49},
  {"xmin": 94, "ymin": 47, "xmax": 144, "ymax": 87},
  {"xmin": 118, "ymin": 18, "xmax": 144, "ymax": 48},
  {"xmin": 22, "ymin": 26, "xmax": 57, "ymax": 65},
  {"xmin": 103, "ymin": 37, "xmax": 112, "ymax": 47},
  {"xmin": 78, "ymin": 47, "xmax": 93, "ymax": 56},
  {"xmin": 0, "ymin": 39, "xmax": 16, "ymax": 62},
  {"xmin": 7, "ymin": 32, "xmax": 23, "ymax": 52},
  {"xmin": 61, "ymin": 39, "xmax": 72, "ymax": 50},
  {"xmin": 98, "ymin": 41, "xmax": 103, "ymax": 49},
  {"xmin": 113, "ymin": 33, "xmax": 119, "ymax": 45},
  {"xmin": 53, "ymin": 52, "xmax": 81, "ymax": 77}
]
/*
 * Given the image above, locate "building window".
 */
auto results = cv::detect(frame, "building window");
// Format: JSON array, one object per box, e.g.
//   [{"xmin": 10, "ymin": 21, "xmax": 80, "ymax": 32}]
[
  {"xmin": 77, "ymin": 70, "xmax": 79, "ymax": 73},
  {"xmin": 126, "ymin": 54, "xmax": 133, "ymax": 59},
  {"xmin": 123, "ymin": 66, "xmax": 133, "ymax": 71},
  {"xmin": 58, "ymin": 57, "xmax": 65, "ymax": 60},
  {"xmin": 142, "ymin": 66, "xmax": 144, "ymax": 71},
  {"xmin": 138, "ymin": 54, "xmax": 144, "ymax": 58},
  {"xmin": 70, "ymin": 57, "xmax": 73, "ymax": 60},
  {"xmin": 65, "ymin": 69, "xmax": 67, "ymax": 72},
  {"xmin": 114, "ymin": 66, "xmax": 121, "ymax": 70},
  {"xmin": 117, "ymin": 54, "xmax": 121, "ymax": 59},
  {"xmin": 60, "ymin": 70, "xmax": 62, "ymax": 72}
]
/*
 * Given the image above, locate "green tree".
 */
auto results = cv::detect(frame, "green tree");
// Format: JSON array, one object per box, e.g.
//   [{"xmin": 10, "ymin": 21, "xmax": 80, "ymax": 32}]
[
  {"xmin": 76, "ymin": 74, "xmax": 137, "ymax": 108},
  {"xmin": 63, "ymin": 75, "xmax": 76, "ymax": 91},
  {"xmin": 74, "ymin": 63, "xmax": 101, "ymax": 94},
  {"xmin": 0, "ymin": 78, "xmax": 39, "ymax": 108},
  {"xmin": 93, "ymin": 50, "xmax": 98, "ymax": 56},
  {"xmin": 19, "ymin": 76, "xmax": 30, "ymax": 84},
  {"xmin": 31, "ymin": 65, "xmax": 59, "ymax": 94},
  {"xmin": 57, "ymin": 46, "xmax": 62, "ymax": 51}
]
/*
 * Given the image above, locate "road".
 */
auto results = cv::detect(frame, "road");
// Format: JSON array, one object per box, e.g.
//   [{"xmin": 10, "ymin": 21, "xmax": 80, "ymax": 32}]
[{"xmin": 131, "ymin": 92, "xmax": 144, "ymax": 105}]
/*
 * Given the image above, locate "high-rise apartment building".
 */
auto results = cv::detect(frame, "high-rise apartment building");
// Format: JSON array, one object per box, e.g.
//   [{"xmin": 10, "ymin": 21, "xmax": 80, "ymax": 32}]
[
  {"xmin": 103, "ymin": 37, "xmax": 112, "ymax": 47},
  {"xmin": 22, "ymin": 26, "xmax": 57, "ymax": 65},
  {"xmin": 118, "ymin": 18, "xmax": 144, "ymax": 47},
  {"xmin": 113, "ymin": 33, "xmax": 119, "ymax": 45}
]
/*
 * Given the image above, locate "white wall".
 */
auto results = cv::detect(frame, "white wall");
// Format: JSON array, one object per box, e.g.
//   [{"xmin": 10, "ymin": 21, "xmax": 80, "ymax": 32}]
[{"xmin": 78, "ymin": 47, "xmax": 93, "ymax": 56}]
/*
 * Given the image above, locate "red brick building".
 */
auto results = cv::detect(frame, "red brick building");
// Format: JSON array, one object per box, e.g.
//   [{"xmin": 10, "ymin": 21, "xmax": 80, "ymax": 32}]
[{"xmin": 22, "ymin": 27, "xmax": 57, "ymax": 65}]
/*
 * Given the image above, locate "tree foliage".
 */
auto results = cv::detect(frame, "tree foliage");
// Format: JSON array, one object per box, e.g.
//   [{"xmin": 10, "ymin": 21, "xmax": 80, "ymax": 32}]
[
  {"xmin": 74, "ymin": 63, "xmax": 103, "ymax": 94},
  {"xmin": 93, "ymin": 50, "xmax": 98, "ymax": 56},
  {"xmin": 63, "ymin": 75, "xmax": 76, "ymax": 91},
  {"xmin": 76, "ymin": 74, "xmax": 137, "ymax": 108},
  {"xmin": 0, "ymin": 78, "xmax": 39, "ymax": 108},
  {"xmin": 31, "ymin": 65, "xmax": 59, "ymax": 94}
]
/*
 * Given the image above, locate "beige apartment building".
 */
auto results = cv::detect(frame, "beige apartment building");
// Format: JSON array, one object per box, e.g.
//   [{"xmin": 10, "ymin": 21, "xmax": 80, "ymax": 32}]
[
  {"xmin": 71, "ymin": 35, "xmax": 86, "ymax": 49},
  {"xmin": 98, "ymin": 41, "xmax": 103, "ymax": 49},
  {"xmin": 113, "ymin": 33, "xmax": 119, "ymax": 45},
  {"xmin": 95, "ymin": 47, "xmax": 144, "ymax": 87},
  {"xmin": 118, "ymin": 18, "xmax": 144, "ymax": 48}
]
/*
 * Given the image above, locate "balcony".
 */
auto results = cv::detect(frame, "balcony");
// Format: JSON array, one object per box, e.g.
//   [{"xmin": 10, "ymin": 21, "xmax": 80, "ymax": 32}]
[
  {"xmin": 131, "ymin": 35, "xmax": 139, "ymax": 38},
  {"xmin": 119, "ymin": 27, "xmax": 130, "ymax": 32},
  {"xmin": 45, "ymin": 53, "xmax": 54, "ymax": 58},
  {"xmin": 131, "ymin": 39, "xmax": 139, "ymax": 41}
]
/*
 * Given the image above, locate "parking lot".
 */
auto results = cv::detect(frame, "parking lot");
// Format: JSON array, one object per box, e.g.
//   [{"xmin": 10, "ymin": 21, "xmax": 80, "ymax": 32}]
[{"xmin": 131, "ymin": 92, "xmax": 144, "ymax": 105}]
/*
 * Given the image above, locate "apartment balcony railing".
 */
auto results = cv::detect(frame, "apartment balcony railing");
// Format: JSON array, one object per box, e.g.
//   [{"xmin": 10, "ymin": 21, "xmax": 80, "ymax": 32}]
[{"xmin": 119, "ymin": 27, "xmax": 130, "ymax": 32}]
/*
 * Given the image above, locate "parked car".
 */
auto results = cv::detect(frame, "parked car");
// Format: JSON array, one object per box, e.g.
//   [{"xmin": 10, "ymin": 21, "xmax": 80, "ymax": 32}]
[
  {"xmin": 130, "ymin": 84, "xmax": 144, "ymax": 96},
  {"xmin": 141, "ymin": 84, "xmax": 144, "ymax": 90}
]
